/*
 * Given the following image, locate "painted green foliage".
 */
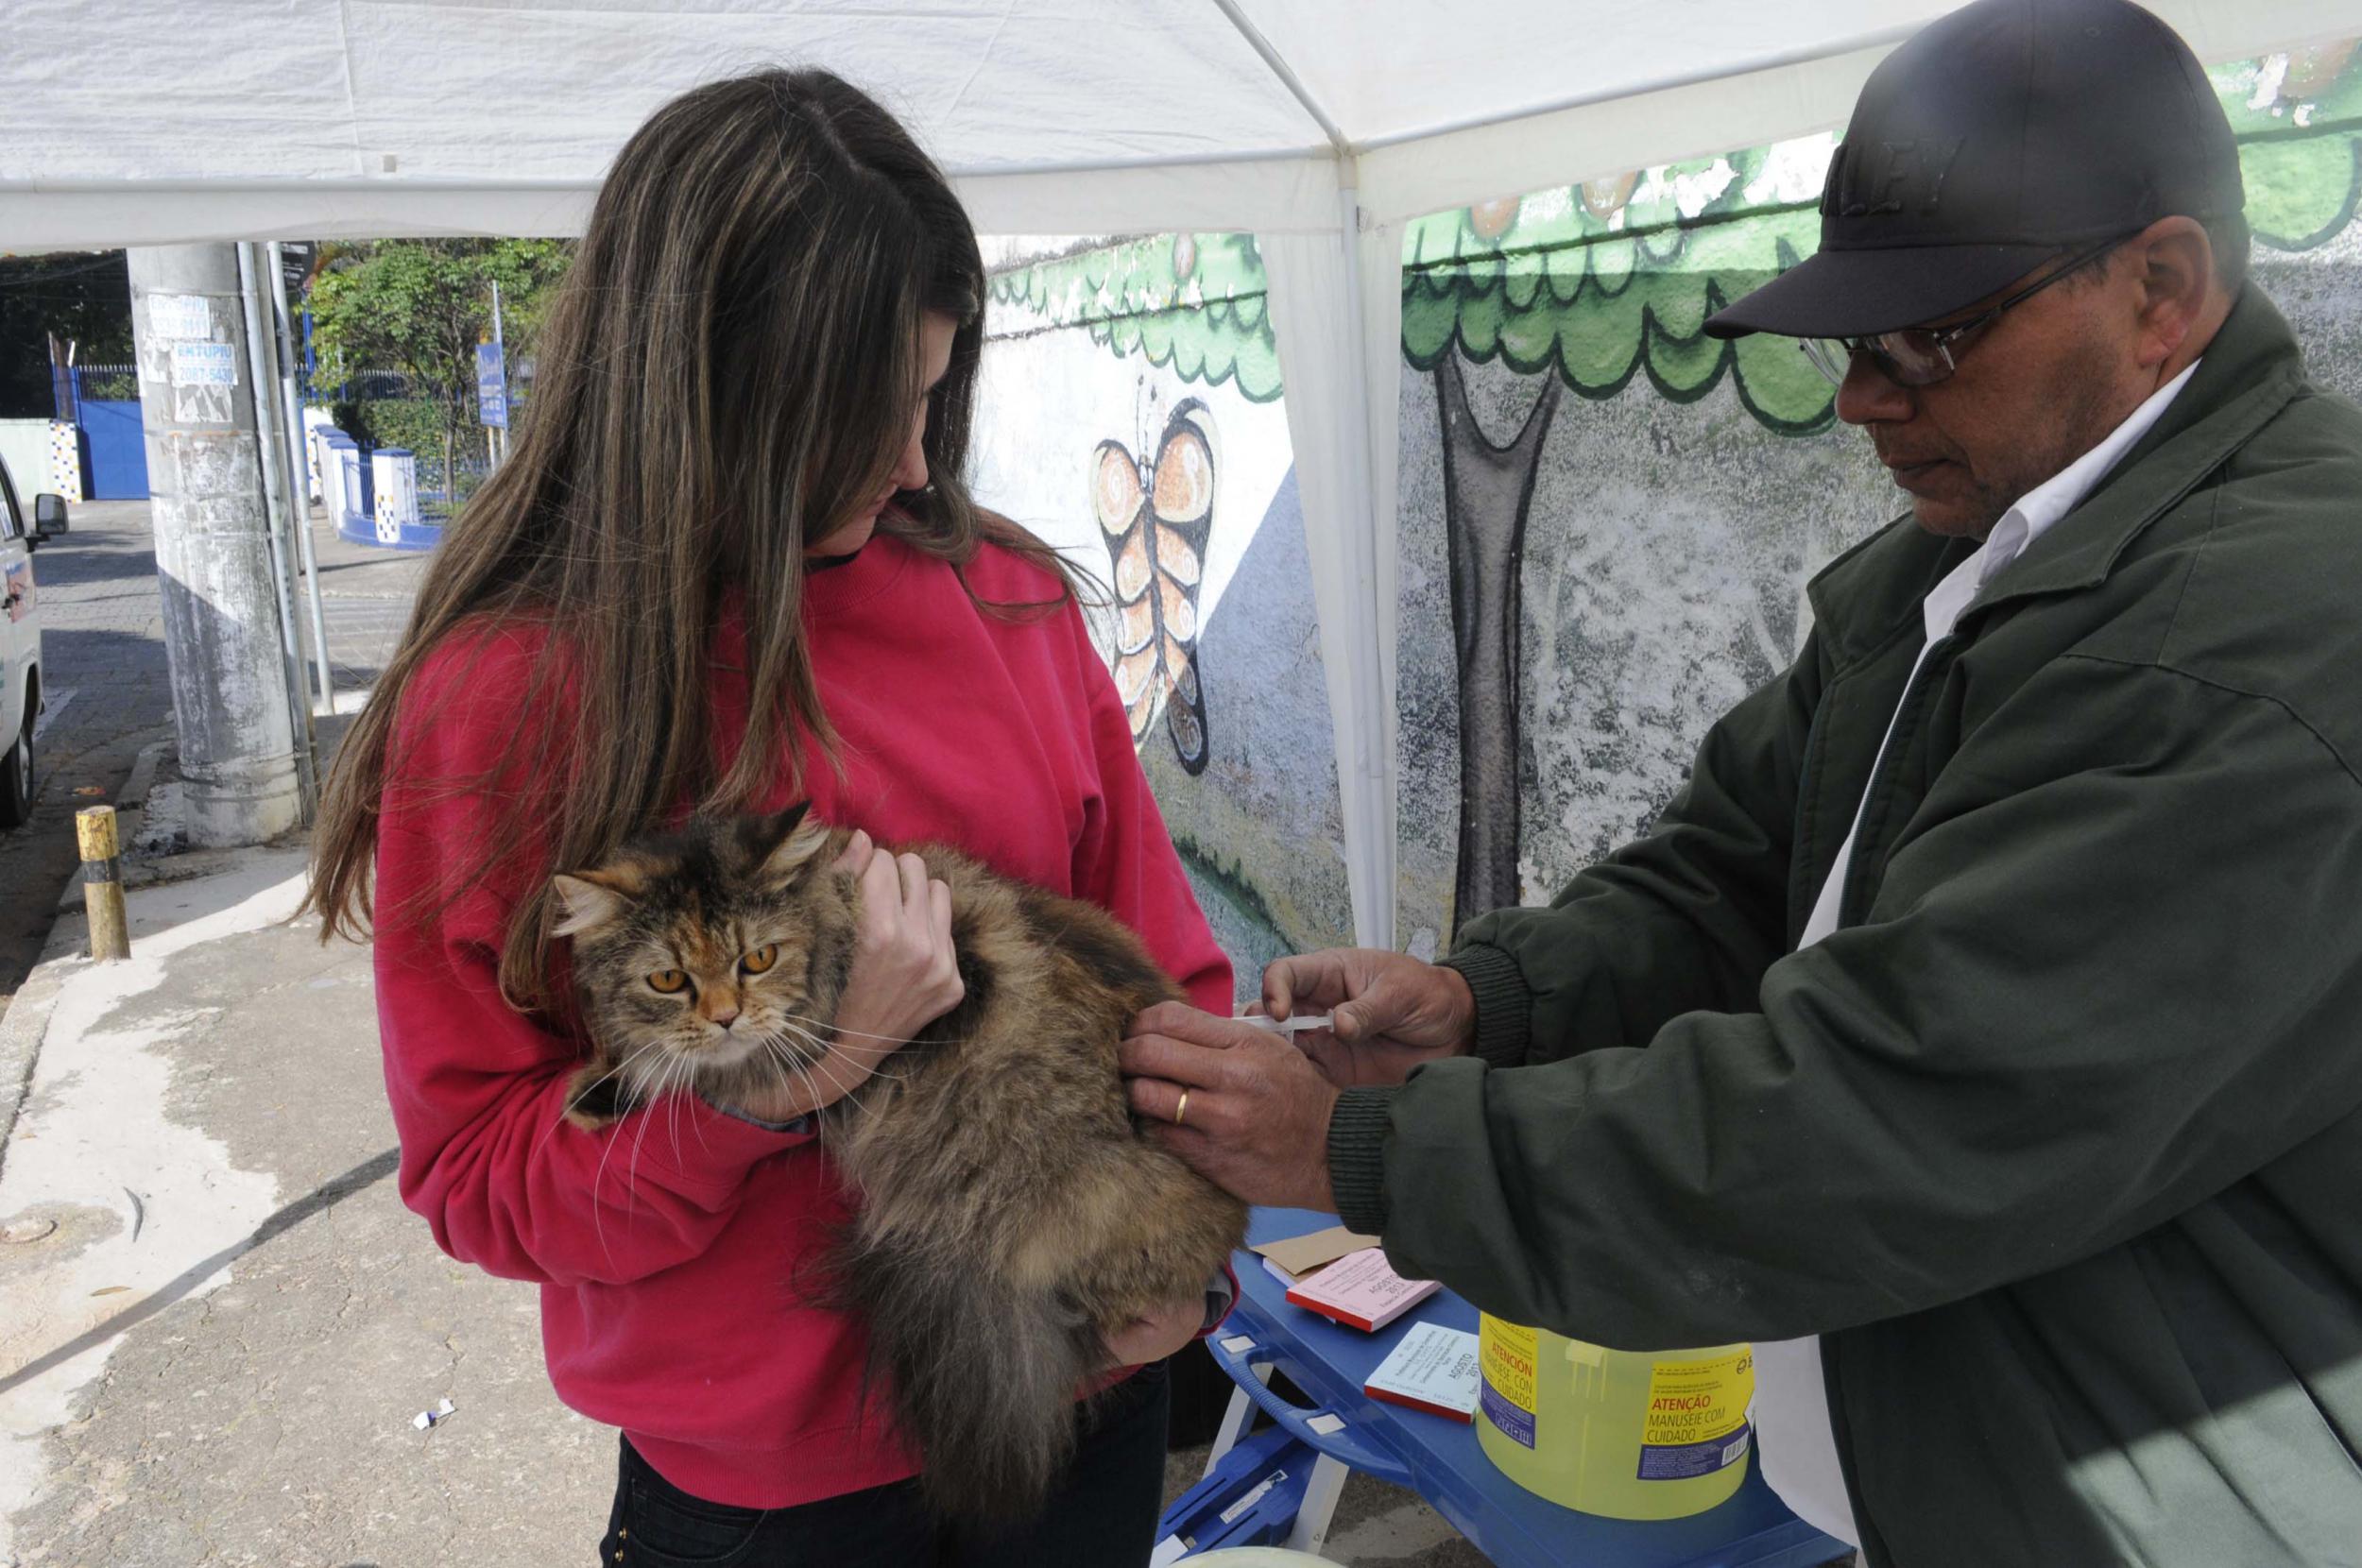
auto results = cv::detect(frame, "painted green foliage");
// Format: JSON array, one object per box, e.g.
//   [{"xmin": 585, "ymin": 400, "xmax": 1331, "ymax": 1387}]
[
  {"xmin": 988, "ymin": 42, "xmax": 2362, "ymax": 433},
  {"xmin": 987, "ymin": 232, "xmax": 1283, "ymax": 401},
  {"xmin": 2218, "ymin": 42, "xmax": 2362, "ymax": 247},
  {"xmin": 1404, "ymin": 39, "xmax": 2362, "ymax": 435},
  {"xmin": 1400, "ymin": 155, "xmax": 1833, "ymax": 432}
]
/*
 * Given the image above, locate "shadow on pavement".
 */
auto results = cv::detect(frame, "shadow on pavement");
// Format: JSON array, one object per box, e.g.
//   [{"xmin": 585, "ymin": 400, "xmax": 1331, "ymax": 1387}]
[{"xmin": 0, "ymin": 1146, "xmax": 399, "ymax": 1400}]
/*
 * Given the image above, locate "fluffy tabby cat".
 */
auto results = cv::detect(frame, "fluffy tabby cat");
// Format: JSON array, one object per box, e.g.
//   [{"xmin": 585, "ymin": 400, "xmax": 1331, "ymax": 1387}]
[{"xmin": 549, "ymin": 804, "xmax": 1246, "ymax": 1520}]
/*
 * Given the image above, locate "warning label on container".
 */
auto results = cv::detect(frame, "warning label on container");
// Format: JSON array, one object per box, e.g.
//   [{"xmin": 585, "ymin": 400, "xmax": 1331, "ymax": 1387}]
[
  {"xmin": 1637, "ymin": 1349, "xmax": 1754, "ymax": 1481},
  {"xmin": 1478, "ymin": 1318, "xmax": 1538, "ymax": 1449}
]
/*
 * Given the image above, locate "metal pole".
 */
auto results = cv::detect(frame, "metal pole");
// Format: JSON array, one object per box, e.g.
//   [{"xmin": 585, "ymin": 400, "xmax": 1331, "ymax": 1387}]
[
  {"xmin": 126, "ymin": 244, "xmax": 302, "ymax": 848},
  {"xmin": 234, "ymin": 243, "xmax": 317, "ymax": 823},
  {"xmin": 77, "ymin": 807, "xmax": 130, "ymax": 961},
  {"xmin": 269, "ymin": 242, "xmax": 334, "ymax": 717},
  {"xmin": 490, "ymin": 279, "xmax": 508, "ymax": 469}
]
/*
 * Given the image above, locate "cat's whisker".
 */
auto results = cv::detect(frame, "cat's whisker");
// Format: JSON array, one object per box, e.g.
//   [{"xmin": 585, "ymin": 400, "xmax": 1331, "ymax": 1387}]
[
  {"xmin": 779, "ymin": 1026, "xmax": 897, "ymax": 1111},
  {"xmin": 757, "ymin": 1036, "xmax": 835, "ymax": 1121},
  {"xmin": 661, "ymin": 1048, "xmax": 702, "ymax": 1177},
  {"xmin": 796, "ymin": 1050, "xmax": 869, "ymax": 1119},
  {"xmin": 772, "ymin": 1018, "xmax": 912, "ymax": 1085},
  {"xmin": 622, "ymin": 1050, "xmax": 683, "ymax": 1216},
  {"xmin": 801, "ymin": 1048, "xmax": 867, "ymax": 1113},
  {"xmin": 763, "ymin": 1027, "xmax": 882, "ymax": 1117},
  {"xmin": 535, "ymin": 1040, "xmax": 668, "ymax": 1165},
  {"xmin": 578, "ymin": 1042, "xmax": 675, "ymax": 1259},
  {"xmin": 677, "ymin": 1043, "xmax": 722, "ymax": 1161},
  {"xmin": 782, "ymin": 1011, "xmax": 967, "ymax": 1048},
  {"xmin": 642, "ymin": 1048, "xmax": 697, "ymax": 1200}
]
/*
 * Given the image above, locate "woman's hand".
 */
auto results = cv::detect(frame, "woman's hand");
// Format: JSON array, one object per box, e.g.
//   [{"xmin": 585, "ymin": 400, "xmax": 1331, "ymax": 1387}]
[
  {"xmin": 1103, "ymin": 1293, "xmax": 1207, "ymax": 1369},
  {"xmin": 833, "ymin": 829, "xmax": 965, "ymax": 1043},
  {"xmin": 725, "ymin": 830, "xmax": 962, "ymax": 1122}
]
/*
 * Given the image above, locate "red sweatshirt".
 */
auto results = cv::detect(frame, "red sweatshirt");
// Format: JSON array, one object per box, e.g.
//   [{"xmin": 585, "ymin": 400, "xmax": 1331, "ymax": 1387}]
[{"xmin": 372, "ymin": 533, "xmax": 1232, "ymax": 1508}]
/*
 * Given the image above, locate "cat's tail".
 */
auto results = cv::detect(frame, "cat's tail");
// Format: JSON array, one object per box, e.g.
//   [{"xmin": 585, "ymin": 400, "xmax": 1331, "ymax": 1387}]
[{"xmin": 841, "ymin": 1227, "xmax": 1102, "ymax": 1523}]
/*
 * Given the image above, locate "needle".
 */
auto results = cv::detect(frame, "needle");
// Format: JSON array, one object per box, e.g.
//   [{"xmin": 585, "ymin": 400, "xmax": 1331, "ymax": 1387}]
[{"xmin": 1240, "ymin": 1013, "xmax": 1335, "ymax": 1037}]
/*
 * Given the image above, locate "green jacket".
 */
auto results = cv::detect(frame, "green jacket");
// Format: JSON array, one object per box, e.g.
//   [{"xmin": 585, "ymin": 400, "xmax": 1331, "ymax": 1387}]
[{"xmin": 1328, "ymin": 290, "xmax": 2362, "ymax": 1566}]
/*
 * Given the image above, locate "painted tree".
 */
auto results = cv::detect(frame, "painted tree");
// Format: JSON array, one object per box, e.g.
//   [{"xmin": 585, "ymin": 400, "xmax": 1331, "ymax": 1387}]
[
  {"xmin": 1405, "ymin": 37, "xmax": 2362, "ymax": 934},
  {"xmin": 988, "ymin": 36, "xmax": 2362, "ymax": 941},
  {"xmin": 1403, "ymin": 149, "xmax": 1835, "ymax": 930}
]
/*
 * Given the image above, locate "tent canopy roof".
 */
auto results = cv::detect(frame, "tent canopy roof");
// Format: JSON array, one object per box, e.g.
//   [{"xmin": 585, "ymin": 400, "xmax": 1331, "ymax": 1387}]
[{"xmin": 13, "ymin": 0, "xmax": 2350, "ymax": 248}]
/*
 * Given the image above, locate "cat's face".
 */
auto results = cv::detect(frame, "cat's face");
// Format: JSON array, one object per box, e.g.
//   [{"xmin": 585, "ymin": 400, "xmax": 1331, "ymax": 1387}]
[{"xmin": 553, "ymin": 807, "xmax": 854, "ymax": 1103}]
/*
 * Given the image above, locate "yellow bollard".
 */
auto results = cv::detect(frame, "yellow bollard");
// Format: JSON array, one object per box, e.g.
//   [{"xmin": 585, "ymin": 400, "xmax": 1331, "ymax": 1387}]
[{"xmin": 76, "ymin": 806, "xmax": 130, "ymax": 962}]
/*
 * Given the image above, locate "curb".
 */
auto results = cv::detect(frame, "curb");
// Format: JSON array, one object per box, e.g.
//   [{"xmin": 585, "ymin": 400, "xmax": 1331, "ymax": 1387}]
[
  {"xmin": 0, "ymin": 929, "xmax": 81, "ymax": 1191},
  {"xmin": 0, "ymin": 739, "xmax": 169, "ymax": 1187}
]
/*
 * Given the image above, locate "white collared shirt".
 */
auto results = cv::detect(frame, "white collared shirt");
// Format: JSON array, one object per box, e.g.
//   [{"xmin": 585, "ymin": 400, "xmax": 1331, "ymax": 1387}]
[
  {"xmin": 1799, "ymin": 358, "xmax": 2200, "ymax": 947},
  {"xmin": 1758, "ymin": 358, "xmax": 2201, "ymax": 1550}
]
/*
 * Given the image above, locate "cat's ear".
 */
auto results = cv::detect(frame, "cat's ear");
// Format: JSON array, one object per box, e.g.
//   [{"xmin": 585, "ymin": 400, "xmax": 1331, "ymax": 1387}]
[
  {"xmin": 748, "ymin": 802, "xmax": 831, "ymax": 883},
  {"xmin": 551, "ymin": 873, "xmax": 635, "ymax": 938}
]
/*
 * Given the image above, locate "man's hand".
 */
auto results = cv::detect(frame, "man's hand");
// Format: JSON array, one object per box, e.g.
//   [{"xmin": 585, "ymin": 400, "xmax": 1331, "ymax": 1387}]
[
  {"xmin": 1260, "ymin": 948, "xmax": 1478, "ymax": 1089},
  {"xmin": 1120, "ymin": 1003, "xmax": 1341, "ymax": 1211}
]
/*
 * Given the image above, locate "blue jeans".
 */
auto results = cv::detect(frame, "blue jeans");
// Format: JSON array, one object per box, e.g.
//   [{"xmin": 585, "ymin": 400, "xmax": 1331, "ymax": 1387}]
[{"xmin": 597, "ymin": 1360, "xmax": 1172, "ymax": 1568}]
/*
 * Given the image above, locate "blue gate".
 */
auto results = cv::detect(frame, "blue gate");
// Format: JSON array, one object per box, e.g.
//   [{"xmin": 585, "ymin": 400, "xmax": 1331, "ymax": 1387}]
[{"xmin": 80, "ymin": 399, "xmax": 149, "ymax": 500}]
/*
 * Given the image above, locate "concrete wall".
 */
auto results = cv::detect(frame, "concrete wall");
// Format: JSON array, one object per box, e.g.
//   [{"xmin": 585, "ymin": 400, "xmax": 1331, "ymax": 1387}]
[
  {"xmin": 0, "ymin": 419, "xmax": 53, "ymax": 503},
  {"xmin": 1393, "ymin": 41, "xmax": 2362, "ymax": 945},
  {"xmin": 969, "ymin": 40, "xmax": 2362, "ymax": 978},
  {"xmin": 973, "ymin": 238, "xmax": 1355, "ymax": 997}
]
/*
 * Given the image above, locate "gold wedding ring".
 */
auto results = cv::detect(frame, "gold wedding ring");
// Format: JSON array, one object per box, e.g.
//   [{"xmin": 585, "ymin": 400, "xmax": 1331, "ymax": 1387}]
[{"xmin": 1173, "ymin": 1090, "xmax": 1190, "ymax": 1128}]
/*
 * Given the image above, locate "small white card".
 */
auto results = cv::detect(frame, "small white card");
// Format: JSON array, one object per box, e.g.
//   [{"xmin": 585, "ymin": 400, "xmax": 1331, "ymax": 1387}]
[{"xmin": 1362, "ymin": 1321, "xmax": 1481, "ymax": 1421}]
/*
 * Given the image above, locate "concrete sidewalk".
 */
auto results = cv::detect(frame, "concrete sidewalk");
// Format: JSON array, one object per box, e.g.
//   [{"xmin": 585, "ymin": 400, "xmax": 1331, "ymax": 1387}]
[
  {"xmin": 0, "ymin": 833, "xmax": 1488, "ymax": 1566},
  {"xmin": 0, "ymin": 846, "xmax": 612, "ymax": 1567}
]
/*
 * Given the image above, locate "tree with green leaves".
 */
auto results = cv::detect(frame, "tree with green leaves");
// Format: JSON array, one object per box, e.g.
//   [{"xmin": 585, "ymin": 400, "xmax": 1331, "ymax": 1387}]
[
  {"xmin": 0, "ymin": 251, "xmax": 134, "ymax": 418},
  {"xmin": 304, "ymin": 238, "xmax": 571, "ymax": 490}
]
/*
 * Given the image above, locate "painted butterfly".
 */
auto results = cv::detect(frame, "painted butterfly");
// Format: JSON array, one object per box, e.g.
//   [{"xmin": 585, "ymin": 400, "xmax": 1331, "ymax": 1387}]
[{"xmin": 1091, "ymin": 399, "xmax": 1214, "ymax": 775}]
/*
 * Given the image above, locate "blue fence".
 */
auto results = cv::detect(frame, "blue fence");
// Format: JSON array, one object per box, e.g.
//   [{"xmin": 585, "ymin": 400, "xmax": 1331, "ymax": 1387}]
[{"xmin": 48, "ymin": 365, "xmax": 147, "ymax": 500}]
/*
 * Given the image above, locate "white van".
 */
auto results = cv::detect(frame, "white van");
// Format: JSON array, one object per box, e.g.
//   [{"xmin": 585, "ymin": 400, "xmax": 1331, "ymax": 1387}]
[{"xmin": 0, "ymin": 451, "xmax": 69, "ymax": 827}]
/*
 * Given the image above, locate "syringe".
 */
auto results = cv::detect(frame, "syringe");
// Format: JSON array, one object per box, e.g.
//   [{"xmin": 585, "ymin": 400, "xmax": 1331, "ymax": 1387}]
[{"xmin": 1239, "ymin": 1013, "xmax": 1336, "ymax": 1037}]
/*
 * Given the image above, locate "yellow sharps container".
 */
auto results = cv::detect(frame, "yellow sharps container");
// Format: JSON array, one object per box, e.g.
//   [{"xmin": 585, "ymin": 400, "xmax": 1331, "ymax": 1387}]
[{"xmin": 1477, "ymin": 1315, "xmax": 1754, "ymax": 1520}]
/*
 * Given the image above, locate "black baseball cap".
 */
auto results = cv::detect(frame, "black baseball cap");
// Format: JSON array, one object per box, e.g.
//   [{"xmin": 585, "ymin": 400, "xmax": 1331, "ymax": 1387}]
[{"xmin": 1705, "ymin": 0, "xmax": 2244, "ymax": 340}]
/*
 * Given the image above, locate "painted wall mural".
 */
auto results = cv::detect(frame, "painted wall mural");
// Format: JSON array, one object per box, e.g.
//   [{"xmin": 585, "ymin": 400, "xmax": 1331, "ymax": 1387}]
[
  {"xmin": 986, "ymin": 232, "xmax": 1283, "ymax": 403},
  {"xmin": 972, "ymin": 236, "xmax": 1351, "ymax": 998},
  {"xmin": 1091, "ymin": 399, "xmax": 1217, "ymax": 774},
  {"xmin": 1396, "ymin": 36, "xmax": 2362, "ymax": 948},
  {"xmin": 969, "ymin": 36, "xmax": 2362, "ymax": 981}
]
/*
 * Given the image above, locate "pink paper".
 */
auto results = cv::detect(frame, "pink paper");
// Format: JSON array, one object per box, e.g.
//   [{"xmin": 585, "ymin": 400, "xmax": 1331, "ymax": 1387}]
[{"xmin": 1284, "ymin": 1247, "xmax": 1440, "ymax": 1333}]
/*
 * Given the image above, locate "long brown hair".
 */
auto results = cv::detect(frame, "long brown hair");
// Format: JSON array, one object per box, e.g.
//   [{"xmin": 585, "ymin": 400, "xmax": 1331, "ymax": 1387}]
[{"xmin": 306, "ymin": 68, "xmax": 1079, "ymax": 1009}]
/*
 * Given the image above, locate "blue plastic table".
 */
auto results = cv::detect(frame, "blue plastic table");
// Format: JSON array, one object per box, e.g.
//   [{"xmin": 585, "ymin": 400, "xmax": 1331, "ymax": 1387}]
[{"xmin": 1156, "ymin": 1207, "xmax": 1850, "ymax": 1567}]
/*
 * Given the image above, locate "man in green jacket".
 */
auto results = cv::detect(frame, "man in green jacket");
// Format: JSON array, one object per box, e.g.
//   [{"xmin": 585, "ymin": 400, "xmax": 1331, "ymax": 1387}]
[{"xmin": 1120, "ymin": 0, "xmax": 2362, "ymax": 1560}]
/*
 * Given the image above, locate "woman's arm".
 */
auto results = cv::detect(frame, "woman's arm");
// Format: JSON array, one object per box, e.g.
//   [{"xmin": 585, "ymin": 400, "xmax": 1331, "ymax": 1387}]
[{"xmin": 374, "ymin": 638, "xmax": 802, "ymax": 1288}]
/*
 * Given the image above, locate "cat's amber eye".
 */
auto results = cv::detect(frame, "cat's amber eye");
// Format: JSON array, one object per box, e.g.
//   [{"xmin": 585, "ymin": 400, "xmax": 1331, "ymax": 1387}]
[
  {"xmin": 741, "ymin": 945, "xmax": 779, "ymax": 976},
  {"xmin": 647, "ymin": 969, "xmax": 691, "ymax": 995}
]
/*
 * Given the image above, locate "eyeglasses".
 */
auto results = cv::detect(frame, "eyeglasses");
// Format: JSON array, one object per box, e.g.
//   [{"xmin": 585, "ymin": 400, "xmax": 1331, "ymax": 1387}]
[{"xmin": 1798, "ymin": 235, "xmax": 2130, "ymax": 389}]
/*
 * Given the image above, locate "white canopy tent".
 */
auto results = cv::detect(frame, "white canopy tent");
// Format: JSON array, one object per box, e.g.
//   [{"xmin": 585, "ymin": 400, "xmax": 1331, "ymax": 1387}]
[{"xmin": 9, "ymin": 0, "xmax": 2362, "ymax": 948}]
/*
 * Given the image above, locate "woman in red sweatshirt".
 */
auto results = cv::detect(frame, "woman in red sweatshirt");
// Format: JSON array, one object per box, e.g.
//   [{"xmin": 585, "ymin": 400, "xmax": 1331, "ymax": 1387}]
[{"xmin": 305, "ymin": 69, "xmax": 1232, "ymax": 1567}]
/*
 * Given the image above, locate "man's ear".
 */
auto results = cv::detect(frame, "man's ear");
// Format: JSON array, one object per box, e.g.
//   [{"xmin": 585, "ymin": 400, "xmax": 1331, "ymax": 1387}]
[{"xmin": 2131, "ymin": 215, "xmax": 2216, "ymax": 369}]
